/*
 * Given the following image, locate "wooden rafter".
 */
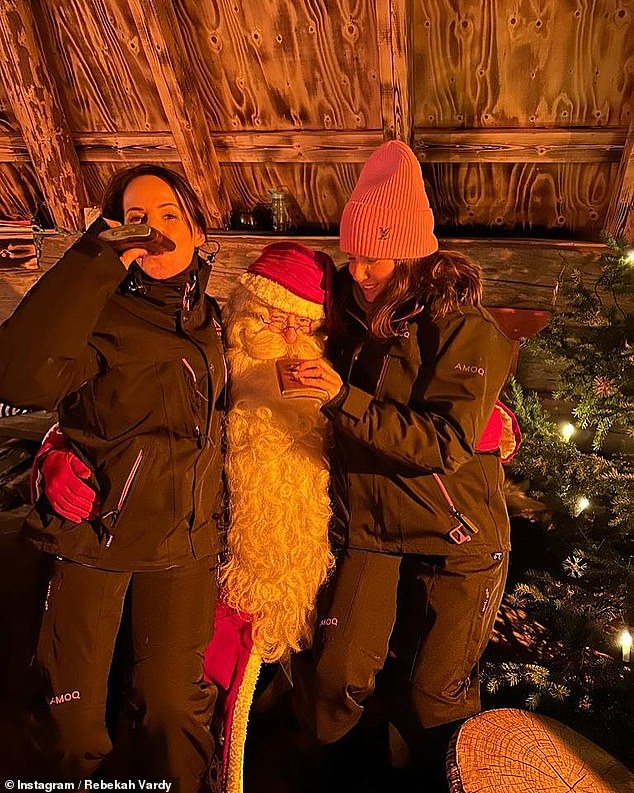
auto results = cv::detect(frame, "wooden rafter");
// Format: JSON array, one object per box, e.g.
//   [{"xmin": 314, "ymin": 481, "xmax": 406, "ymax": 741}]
[
  {"xmin": 126, "ymin": 0, "xmax": 231, "ymax": 229},
  {"xmin": 66, "ymin": 131, "xmax": 382, "ymax": 164},
  {"xmin": 0, "ymin": 0, "xmax": 88, "ymax": 230},
  {"xmin": 0, "ymin": 127, "xmax": 624, "ymax": 165},
  {"xmin": 375, "ymin": 0, "xmax": 414, "ymax": 143},
  {"xmin": 413, "ymin": 128, "xmax": 625, "ymax": 164},
  {"xmin": 604, "ymin": 121, "xmax": 634, "ymax": 242}
]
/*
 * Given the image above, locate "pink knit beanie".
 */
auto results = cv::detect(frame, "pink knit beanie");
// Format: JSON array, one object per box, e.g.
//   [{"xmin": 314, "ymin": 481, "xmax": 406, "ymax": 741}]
[
  {"xmin": 339, "ymin": 140, "xmax": 438, "ymax": 260},
  {"xmin": 239, "ymin": 241, "xmax": 333, "ymax": 320}
]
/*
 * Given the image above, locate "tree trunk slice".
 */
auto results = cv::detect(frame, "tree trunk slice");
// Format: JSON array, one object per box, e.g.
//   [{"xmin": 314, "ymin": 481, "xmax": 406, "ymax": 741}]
[{"xmin": 446, "ymin": 708, "xmax": 634, "ymax": 793}]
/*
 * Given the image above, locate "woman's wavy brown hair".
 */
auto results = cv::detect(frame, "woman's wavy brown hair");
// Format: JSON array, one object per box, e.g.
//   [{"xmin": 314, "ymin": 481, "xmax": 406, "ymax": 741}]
[
  {"xmin": 361, "ymin": 249, "xmax": 483, "ymax": 339},
  {"xmin": 101, "ymin": 163, "xmax": 207, "ymax": 235}
]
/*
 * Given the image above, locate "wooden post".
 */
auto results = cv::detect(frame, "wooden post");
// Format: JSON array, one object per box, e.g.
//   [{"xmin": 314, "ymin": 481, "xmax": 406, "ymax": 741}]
[
  {"xmin": 0, "ymin": 0, "xmax": 88, "ymax": 230},
  {"xmin": 126, "ymin": 0, "xmax": 232, "ymax": 229},
  {"xmin": 376, "ymin": 0, "xmax": 414, "ymax": 143},
  {"xmin": 604, "ymin": 121, "xmax": 634, "ymax": 243}
]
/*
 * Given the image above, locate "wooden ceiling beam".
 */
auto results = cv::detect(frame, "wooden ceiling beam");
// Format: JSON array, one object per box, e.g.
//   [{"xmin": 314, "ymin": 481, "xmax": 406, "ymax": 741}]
[
  {"xmin": 2, "ymin": 128, "xmax": 624, "ymax": 166},
  {"xmin": 70, "ymin": 131, "xmax": 384, "ymax": 164},
  {"xmin": 604, "ymin": 121, "xmax": 634, "ymax": 242},
  {"xmin": 210, "ymin": 132, "xmax": 384, "ymax": 164},
  {"xmin": 0, "ymin": 0, "xmax": 88, "ymax": 230},
  {"xmin": 414, "ymin": 128, "xmax": 626, "ymax": 163},
  {"xmin": 376, "ymin": 0, "xmax": 414, "ymax": 143},
  {"xmin": 73, "ymin": 133, "xmax": 181, "ymax": 164},
  {"xmin": 126, "ymin": 0, "xmax": 231, "ymax": 228}
]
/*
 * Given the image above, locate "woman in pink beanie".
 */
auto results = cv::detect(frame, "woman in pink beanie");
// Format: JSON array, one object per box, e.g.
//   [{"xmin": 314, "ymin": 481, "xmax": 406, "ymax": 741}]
[{"xmin": 293, "ymin": 140, "xmax": 516, "ymax": 790}]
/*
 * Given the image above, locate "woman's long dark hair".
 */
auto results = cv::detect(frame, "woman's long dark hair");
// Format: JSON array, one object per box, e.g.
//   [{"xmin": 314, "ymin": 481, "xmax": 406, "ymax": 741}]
[
  {"xmin": 339, "ymin": 249, "xmax": 483, "ymax": 339},
  {"xmin": 101, "ymin": 164, "xmax": 207, "ymax": 234}
]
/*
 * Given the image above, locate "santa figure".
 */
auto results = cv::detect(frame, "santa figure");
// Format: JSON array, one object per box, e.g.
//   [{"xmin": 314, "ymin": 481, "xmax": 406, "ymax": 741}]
[
  {"xmin": 201, "ymin": 242, "xmax": 336, "ymax": 792},
  {"xmin": 219, "ymin": 242, "xmax": 335, "ymax": 661}
]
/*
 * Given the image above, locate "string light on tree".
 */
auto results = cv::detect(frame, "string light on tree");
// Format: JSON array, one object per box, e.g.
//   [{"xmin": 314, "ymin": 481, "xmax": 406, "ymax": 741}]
[
  {"xmin": 483, "ymin": 237, "xmax": 632, "ymax": 761},
  {"xmin": 560, "ymin": 422, "xmax": 576, "ymax": 441},
  {"xmin": 618, "ymin": 629, "xmax": 632, "ymax": 663},
  {"xmin": 574, "ymin": 496, "xmax": 590, "ymax": 516}
]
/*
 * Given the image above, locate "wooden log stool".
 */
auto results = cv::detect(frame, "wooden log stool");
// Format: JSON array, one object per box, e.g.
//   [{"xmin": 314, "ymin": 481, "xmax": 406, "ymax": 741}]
[{"xmin": 446, "ymin": 708, "xmax": 634, "ymax": 793}]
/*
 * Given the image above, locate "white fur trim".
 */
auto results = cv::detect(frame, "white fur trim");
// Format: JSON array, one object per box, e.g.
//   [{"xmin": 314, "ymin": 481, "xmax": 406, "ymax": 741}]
[
  {"xmin": 226, "ymin": 649, "xmax": 262, "ymax": 793},
  {"xmin": 239, "ymin": 273, "xmax": 324, "ymax": 320}
]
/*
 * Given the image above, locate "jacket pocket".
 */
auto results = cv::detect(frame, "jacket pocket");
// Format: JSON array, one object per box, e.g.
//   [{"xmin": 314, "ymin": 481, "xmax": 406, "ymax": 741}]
[
  {"xmin": 444, "ymin": 552, "xmax": 507, "ymax": 698},
  {"xmin": 100, "ymin": 448, "xmax": 145, "ymax": 541},
  {"xmin": 178, "ymin": 357, "xmax": 207, "ymax": 444}
]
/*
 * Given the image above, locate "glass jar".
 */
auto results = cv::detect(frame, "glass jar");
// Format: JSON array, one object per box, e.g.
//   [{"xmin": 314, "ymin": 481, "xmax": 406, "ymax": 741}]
[{"xmin": 269, "ymin": 188, "xmax": 291, "ymax": 233}]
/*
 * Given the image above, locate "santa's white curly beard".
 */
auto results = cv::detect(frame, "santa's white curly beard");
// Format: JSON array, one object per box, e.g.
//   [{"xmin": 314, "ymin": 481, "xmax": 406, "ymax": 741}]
[{"xmin": 220, "ymin": 286, "xmax": 334, "ymax": 662}]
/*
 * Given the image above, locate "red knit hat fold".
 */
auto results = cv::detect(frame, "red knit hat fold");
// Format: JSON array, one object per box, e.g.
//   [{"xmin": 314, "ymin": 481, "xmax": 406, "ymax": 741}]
[
  {"xmin": 339, "ymin": 140, "xmax": 438, "ymax": 260},
  {"xmin": 239, "ymin": 242, "xmax": 332, "ymax": 320}
]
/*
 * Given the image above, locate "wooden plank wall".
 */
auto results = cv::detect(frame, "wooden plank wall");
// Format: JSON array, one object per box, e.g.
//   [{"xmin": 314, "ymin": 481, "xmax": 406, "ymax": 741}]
[
  {"xmin": 0, "ymin": 231, "xmax": 605, "ymax": 396},
  {"xmin": 412, "ymin": 0, "xmax": 633, "ymax": 235},
  {"xmin": 0, "ymin": 0, "xmax": 631, "ymax": 240},
  {"xmin": 0, "ymin": 231, "xmax": 604, "ymax": 317}
]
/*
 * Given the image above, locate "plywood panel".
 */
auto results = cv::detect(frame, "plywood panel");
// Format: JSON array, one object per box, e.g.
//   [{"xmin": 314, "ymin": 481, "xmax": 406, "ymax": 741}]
[
  {"xmin": 74, "ymin": 161, "xmax": 358, "ymax": 230},
  {"xmin": 68, "ymin": 157, "xmax": 619, "ymax": 236},
  {"xmin": 0, "ymin": 166, "xmax": 42, "ymax": 221},
  {"xmin": 170, "ymin": 0, "xmax": 382, "ymax": 131},
  {"xmin": 219, "ymin": 162, "xmax": 360, "ymax": 229},
  {"xmin": 0, "ymin": 80, "xmax": 17, "ymax": 135},
  {"xmin": 423, "ymin": 161, "xmax": 617, "ymax": 238},
  {"xmin": 413, "ymin": 0, "xmax": 633, "ymax": 128},
  {"xmin": 37, "ymin": 0, "xmax": 169, "ymax": 132}
]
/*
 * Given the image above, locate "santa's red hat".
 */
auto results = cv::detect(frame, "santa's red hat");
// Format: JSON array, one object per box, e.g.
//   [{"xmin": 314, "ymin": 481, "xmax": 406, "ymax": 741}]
[{"xmin": 240, "ymin": 242, "xmax": 332, "ymax": 321}]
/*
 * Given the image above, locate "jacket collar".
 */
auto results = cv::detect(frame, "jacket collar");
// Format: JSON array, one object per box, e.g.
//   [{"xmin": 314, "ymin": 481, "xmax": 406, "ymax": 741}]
[{"xmin": 121, "ymin": 254, "xmax": 210, "ymax": 315}]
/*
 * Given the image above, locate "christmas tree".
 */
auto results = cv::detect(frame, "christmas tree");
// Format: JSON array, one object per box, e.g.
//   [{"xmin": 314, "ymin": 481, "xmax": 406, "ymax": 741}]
[{"xmin": 481, "ymin": 236, "xmax": 634, "ymax": 765}]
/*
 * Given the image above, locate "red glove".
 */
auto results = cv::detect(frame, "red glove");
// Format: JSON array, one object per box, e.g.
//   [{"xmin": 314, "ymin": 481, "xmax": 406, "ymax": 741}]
[
  {"xmin": 32, "ymin": 425, "xmax": 100, "ymax": 523},
  {"xmin": 40, "ymin": 449, "xmax": 99, "ymax": 523}
]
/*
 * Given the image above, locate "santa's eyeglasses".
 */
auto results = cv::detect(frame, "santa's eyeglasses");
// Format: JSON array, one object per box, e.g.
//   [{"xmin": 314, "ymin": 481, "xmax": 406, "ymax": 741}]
[{"xmin": 259, "ymin": 310, "xmax": 321, "ymax": 335}]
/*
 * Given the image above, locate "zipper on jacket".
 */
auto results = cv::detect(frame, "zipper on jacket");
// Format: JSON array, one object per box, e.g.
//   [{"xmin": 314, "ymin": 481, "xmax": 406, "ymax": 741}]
[
  {"xmin": 375, "ymin": 356, "xmax": 390, "ymax": 396},
  {"xmin": 345, "ymin": 307, "xmax": 369, "ymax": 331},
  {"xmin": 182, "ymin": 357, "xmax": 209, "ymax": 402},
  {"xmin": 101, "ymin": 449, "xmax": 144, "ymax": 544},
  {"xmin": 182, "ymin": 356, "xmax": 197, "ymax": 382},
  {"xmin": 179, "ymin": 329, "xmax": 223, "ymax": 529},
  {"xmin": 432, "ymin": 473, "xmax": 480, "ymax": 545},
  {"xmin": 346, "ymin": 342, "xmax": 364, "ymax": 382},
  {"xmin": 181, "ymin": 336, "xmax": 217, "ymax": 443},
  {"xmin": 182, "ymin": 357, "xmax": 207, "ymax": 449}
]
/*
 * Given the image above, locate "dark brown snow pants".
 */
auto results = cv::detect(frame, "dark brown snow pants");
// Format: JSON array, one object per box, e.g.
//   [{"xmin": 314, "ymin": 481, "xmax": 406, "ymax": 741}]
[
  {"xmin": 35, "ymin": 555, "xmax": 217, "ymax": 791},
  {"xmin": 295, "ymin": 546, "xmax": 507, "ymax": 747}
]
